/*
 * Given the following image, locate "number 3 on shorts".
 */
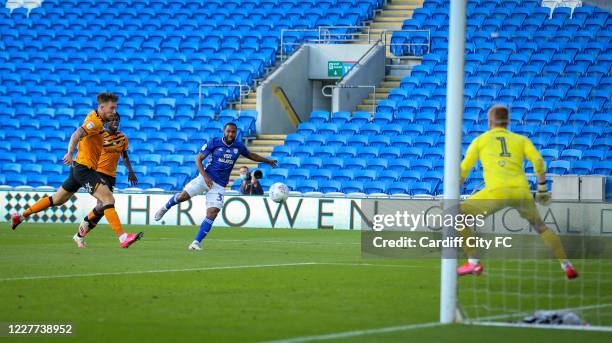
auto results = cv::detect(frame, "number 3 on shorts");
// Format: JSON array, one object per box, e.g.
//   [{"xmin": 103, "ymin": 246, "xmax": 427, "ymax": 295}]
[{"xmin": 217, "ymin": 193, "xmax": 224, "ymax": 203}]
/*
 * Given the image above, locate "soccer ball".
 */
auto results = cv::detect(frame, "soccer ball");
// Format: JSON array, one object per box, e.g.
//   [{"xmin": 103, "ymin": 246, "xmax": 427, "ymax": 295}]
[{"xmin": 269, "ymin": 182, "xmax": 289, "ymax": 203}]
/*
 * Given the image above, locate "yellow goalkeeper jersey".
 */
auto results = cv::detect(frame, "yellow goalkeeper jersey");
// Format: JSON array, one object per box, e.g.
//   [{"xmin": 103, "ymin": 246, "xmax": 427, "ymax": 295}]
[{"xmin": 460, "ymin": 127, "xmax": 545, "ymax": 190}]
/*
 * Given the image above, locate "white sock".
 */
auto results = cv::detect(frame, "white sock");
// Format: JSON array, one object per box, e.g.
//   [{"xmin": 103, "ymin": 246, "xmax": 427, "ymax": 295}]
[
  {"xmin": 119, "ymin": 233, "xmax": 128, "ymax": 242},
  {"xmin": 561, "ymin": 260, "xmax": 572, "ymax": 269},
  {"xmin": 468, "ymin": 258, "xmax": 480, "ymax": 266}
]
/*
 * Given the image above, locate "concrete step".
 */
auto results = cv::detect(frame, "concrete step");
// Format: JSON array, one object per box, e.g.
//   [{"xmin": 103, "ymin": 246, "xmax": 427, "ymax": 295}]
[
  {"xmin": 377, "ymin": 87, "xmax": 392, "ymax": 92},
  {"xmin": 249, "ymin": 146, "xmax": 274, "ymax": 153},
  {"xmin": 370, "ymin": 92, "xmax": 389, "ymax": 99},
  {"xmin": 235, "ymin": 158, "xmax": 259, "ymax": 166},
  {"xmin": 370, "ymin": 21, "xmax": 404, "ymax": 29},
  {"xmin": 363, "ymin": 98, "xmax": 383, "ymax": 105},
  {"xmin": 235, "ymin": 104, "xmax": 256, "ymax": 110},
  {"xmin": 385, "ymin": 75, "xmax": 403, "ymax": 81},
  {"xmin": 356, "ymin": 104, "xmax": 376, "ymax": 112},
  {"xmin": 242, "ymin": 97, "xmax": 257, "ymax": 104},
  {"xmin": 251, "ymin": 139, "xmax": 285, "ymax": 146},
  {"xmin": 257, "ymin": 134, "xmax": 286, "ymax": 140},
  {"xmin": 376, "ymin": 13, "xmax": 413, "ymax": 20},
  {"xmin": 380, "ymin": 81, "xmax": 401, "ymax": 88},
  {"xmin": 385, "ymin": 4, "xmax": 420, "ymax": 11},
  {"xmin": 391, "ymin": 0, "xmax": 424, "ymax": 4}
]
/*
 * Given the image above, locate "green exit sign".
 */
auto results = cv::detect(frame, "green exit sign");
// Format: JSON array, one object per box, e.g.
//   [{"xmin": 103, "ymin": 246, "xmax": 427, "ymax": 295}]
[
  {"xmin": 328, "ymin": 61, "xmax": 356, "ymax": 77},
  {"xmin": 328, "ymin": 61, "xmax": 343, "ymax": 77}
]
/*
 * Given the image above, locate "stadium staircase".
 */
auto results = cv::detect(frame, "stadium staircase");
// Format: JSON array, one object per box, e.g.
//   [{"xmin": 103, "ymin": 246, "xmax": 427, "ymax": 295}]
[
  {"xmin": 357, "ymin": 0, "xmax": 423, "ymax": 55},
  {"xmin": 352, "ymin": 0, "xmax": 424, "ymax": 113}
]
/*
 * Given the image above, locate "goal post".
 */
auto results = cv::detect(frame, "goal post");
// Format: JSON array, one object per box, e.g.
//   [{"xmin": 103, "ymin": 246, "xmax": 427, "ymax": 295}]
[{"xmin": 440, "ymin": 0, "xmax": 467, "ymax": 324}]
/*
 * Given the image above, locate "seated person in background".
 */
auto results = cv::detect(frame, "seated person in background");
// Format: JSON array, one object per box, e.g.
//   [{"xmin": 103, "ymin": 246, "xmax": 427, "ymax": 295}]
[{"xmin": 240, "ymin": 167, "xmax": 264, "ymax": 195}]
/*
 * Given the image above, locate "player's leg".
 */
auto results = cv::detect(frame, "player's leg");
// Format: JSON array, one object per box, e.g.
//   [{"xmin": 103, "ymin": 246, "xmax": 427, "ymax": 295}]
[
  {"xmin": 188, "ymin": 183, "xmax": 224, "ymax": 251},
  {"xmin": 72, "ymin": 200, "xmax": 103, "ymax": 248},
  {"xmin": 155, "ymin": 175, "xmax": 206, "ymax": 221},
  {"xmin": 74, "ymin": 173, "xmax": 115, "ymax": 247},
  {"xmin": 516, "ymin": 192, "xmax": 578, "ymax": 279},
  {"xmin": 12, "ymin": 183, "xmax": 76, "ymax": 229},
  {"xmin": 92, "ymin": 181, "xmax": 143, "ymax": 248},
  {"xmin": 457, "ymin": 188, "xmax": 505, "ymax": 276}
]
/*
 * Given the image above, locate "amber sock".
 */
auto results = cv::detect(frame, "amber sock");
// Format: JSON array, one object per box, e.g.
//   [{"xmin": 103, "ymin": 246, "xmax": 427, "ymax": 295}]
[
  {"xmin": 102, "ymin": 205, "xmax": 125, "ymax": 238},
  {"xmin": 23, "ymin": 196, "xmax": 53, "ymax": 218}
]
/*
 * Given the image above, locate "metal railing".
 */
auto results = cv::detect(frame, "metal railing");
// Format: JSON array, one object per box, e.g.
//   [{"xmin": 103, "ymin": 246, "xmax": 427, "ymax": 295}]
[
  {"xmin": 321, "ymin": 84, "xmax": 377, "ymax": 115},
  {"xmin": 280, "ymin": 26, "xmax": 383, "ymax": 61},
  {"xmin": 280, "ymin": 27, "xmax": 431, "ymax": 61}
]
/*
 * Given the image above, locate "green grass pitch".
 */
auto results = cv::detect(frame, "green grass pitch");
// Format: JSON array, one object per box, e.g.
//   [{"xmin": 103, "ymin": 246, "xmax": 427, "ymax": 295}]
[{"xmin": 1, "ymin": 223, "xmax": 610, "ymax": 342}]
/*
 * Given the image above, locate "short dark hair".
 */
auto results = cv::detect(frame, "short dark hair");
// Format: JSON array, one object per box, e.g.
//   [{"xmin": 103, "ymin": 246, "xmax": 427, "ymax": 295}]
[
  {"xmin": 253, "ymin": 170, "xmax": 263, "ymax": 179},
  {"xmin": 240, "ymin": 166, "xmax": 248, "ymax": 170},
  {"xmin": 97, "ymin": 92, "xmax": 119, "ymax": 104},
  {"xmin": 224, "ymin": 122, "xmax": 237, "ymax": 129},
  {"xmin": 489, "ymin": 105, "xmax": 509, "ymax": 126}
]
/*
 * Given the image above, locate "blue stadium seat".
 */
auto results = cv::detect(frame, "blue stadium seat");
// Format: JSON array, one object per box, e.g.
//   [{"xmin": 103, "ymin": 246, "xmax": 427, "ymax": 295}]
[
  {"xmin": 593, "ymin": 162, "xmax": 612, "ymax": 175},
  {"xmin": 387, "ymin": 159, "xmax": 410, "ymax": 171},
  {"xmin": 319, "ymin": 180, "xmax": 342, "ymax": 193},
  {"xmin": 288, "ymin": 169, "xmax": 310, "ymax": 181},
  {"xmin": 341, "ymin": 180, "xmax": 364, "ymax": 194},
  {"xmin": 548, "ymin": 160, "xmax": 571, "ymax": 175},
  {"xmin": 309, "ymin": 110, "xmax": 329, "ymax": 123},
  {"xmin": 364, "ymin": 181, "xmax": 387, "ymax": 194},
  {"xmin": 582, "ymin": 150, "xmax": 605, "ymax": 162},
  {"xmin": 344, "ymin": 158, "xmax": 367, "ymax": 170},
  {"xmin": 571, "ymin": 161, "xmax": 593, "ymax": 175},
  {"xmin": 310, "ymin": 169, "xmax": 332, "ymax": 181},
  {"xmin": 410, "ymin": 182, "xmax": 433, "ymax": 195},
  {"xmin": 297, "ymin": 180, "xmax": 318, "ymax": 193}
]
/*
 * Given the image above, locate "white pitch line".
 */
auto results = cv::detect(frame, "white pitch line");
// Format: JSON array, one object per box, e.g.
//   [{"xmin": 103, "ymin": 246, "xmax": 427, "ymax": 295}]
[
  {"xmin": 0, "ymin": 262, "xmax": 422, "ymax": 282},
  {"xmin": 316, "ymin": 262, "xmax": 425, "ymax": 268},
  {"xmin": 473, "ymin": 303, "xmax": 612, "ymax": 322},
  {"xmin": 213, "ymin": 239, "xmax": 361, "ymax": 246},
  {"xmin": 468, "ymin": 321, "xmax": 612, "ymax": 332},
  {"xmin": 0, "ymin": 262, "xmax": 319, "ymax": 282},
  {"xmin": 261, "ymin": 322, "xmax": 445, "ymax": 343}
]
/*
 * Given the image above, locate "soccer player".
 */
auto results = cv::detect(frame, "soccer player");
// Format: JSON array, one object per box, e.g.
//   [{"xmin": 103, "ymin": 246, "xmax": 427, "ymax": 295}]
[
  {"xmin": 154, "ymin": 122, "xmax": 277, "ymax": 251},
  {"xmin": 457, "ymin": 105, "xmax": 578, "ymax": 279},
  {"xmin": 11, "ymin": 93, "xmax": 143, "ymax": 248},
  {"xmin": 73, "ymin": 113, "xmax": 138, "ymax": 248}
]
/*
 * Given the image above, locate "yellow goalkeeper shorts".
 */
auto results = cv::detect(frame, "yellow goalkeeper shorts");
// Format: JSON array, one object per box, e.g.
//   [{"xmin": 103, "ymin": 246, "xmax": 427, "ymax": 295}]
[{"xmin": 460, "ymin": 187, "xmax": 540, "ymax": 223}]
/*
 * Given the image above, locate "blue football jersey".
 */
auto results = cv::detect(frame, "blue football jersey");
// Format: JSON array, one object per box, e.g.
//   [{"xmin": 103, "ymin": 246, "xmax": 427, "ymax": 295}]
[{"xmin": 200, "ymin": 137, "xmax": 250, "ymax": 187}]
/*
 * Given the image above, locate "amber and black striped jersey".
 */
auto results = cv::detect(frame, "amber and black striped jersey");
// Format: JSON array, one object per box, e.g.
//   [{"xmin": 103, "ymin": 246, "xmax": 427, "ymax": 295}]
[
  {"xmin": 96, "ymin": 131, "xmax": 128, "ymax": 177},
  {"xmin": 75, "ymin": 110, "xmax": 105, "ymax": 169}
]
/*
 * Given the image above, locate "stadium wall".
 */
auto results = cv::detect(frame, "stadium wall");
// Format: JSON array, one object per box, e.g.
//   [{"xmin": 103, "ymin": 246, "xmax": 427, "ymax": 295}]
[
  {"xmin": 332, "ymin": 44, "xmax": 385, "ymax": 113},
  {"xmin": 257, "ymin": 47, "xmax": 311, "ymax": 134}
]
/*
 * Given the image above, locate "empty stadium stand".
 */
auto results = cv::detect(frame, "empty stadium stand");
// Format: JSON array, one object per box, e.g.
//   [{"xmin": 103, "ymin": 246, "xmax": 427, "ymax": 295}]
[
  {"xmin": 0, "ymin": 0, "xmax": 381, "ymax": 190},
  {"xmin": 243, "ymin": 0, "xmax": 611, "ymax": 195}
]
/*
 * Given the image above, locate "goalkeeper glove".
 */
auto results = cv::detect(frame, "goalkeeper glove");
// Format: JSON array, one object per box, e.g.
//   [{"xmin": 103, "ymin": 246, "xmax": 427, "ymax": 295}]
[{"xmin": 535, "ymin": 182, "xmax": 551, "ymax": 205}]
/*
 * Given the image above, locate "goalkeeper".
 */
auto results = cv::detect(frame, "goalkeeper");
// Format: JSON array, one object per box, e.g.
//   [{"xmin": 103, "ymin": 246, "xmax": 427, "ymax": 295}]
[{"xmin": 457, "ymin": 105, "xmax": 578, "ymax": 279}]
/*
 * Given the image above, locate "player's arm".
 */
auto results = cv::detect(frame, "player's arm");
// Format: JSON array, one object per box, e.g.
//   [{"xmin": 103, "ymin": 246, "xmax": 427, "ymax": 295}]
[
  {"xmin": 524, "ymin": 139, "xmax": 550, "ymax": 204},
  {"xmin": 244, "ymin": 152, "xmax": 277, "ymax": 168},
  {"xmin": 196, "ymin": 151, "xmax": 213, "ymax": 188},
  {"xmin": 64, "ymin": 127, "xmax": 87, "ymax": 165},
  {"xmin": 459, "ymin": 138, "xmax": 479, "ymax": 185},
  {"xmin": 121, "ymin": 151, "xmax": 138, "ymax": 186}
]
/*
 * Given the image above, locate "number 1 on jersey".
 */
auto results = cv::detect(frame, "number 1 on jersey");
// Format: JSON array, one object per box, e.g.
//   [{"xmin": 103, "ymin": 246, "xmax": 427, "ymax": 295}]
[{"xmin": 496, "ymin": 137, "xmax": 511, "ymax": 157}]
